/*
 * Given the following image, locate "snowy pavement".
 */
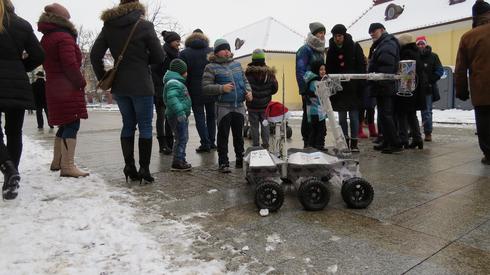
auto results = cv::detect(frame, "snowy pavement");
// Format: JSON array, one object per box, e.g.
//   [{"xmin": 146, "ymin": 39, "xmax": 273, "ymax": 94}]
[{"xmin": 0, "ymin": 138, "xmax": 228, "ymax": 274}]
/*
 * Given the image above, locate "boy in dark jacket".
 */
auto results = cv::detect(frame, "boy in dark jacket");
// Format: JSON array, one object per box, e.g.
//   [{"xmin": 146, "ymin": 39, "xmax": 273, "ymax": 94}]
[
  {"xmin": 163, "ymin": 59, "xmax": 192, "ymax": 171},
  {"xmin": 245, "ymin": 49, "xmax": 278, "ymax": 149},
  {"xmin": 203, "ymin": 39, "xmax": 252, "ymax": 173}
]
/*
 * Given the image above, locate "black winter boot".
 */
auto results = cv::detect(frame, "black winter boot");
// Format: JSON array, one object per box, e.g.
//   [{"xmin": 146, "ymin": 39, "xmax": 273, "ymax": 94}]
[
  {"xmin": 350, "ymin": 138, "xmax": 360, "ymax": 153},
  {"xmin": 1, "ymin": 160, "xmax": 20, "ymax": 200},
  {"xmin": 121, "ymin": 137, "xmax": 140, "ymax": 183},
  {"xmin": 138, "ymin": 138, "xmax": 154, "ymax": 184},
  {"xmin": 157, "ymin": 136, "xmax": 172, "ymax": 155}
]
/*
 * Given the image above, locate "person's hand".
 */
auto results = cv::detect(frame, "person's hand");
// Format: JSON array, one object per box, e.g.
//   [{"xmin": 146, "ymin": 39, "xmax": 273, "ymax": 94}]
[
  {"xmin": 245, "ymin": 91, "xmax": 253, "ymax": 102},
  {"xmin": 222, "ymin": 83, "xmax": 234, "ymax": 93}
]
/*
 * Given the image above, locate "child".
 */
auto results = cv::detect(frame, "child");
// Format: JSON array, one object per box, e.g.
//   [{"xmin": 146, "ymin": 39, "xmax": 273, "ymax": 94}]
[
  {"xmin": 245, "ymin": 49, "xmax": 278, "ymax": 149},
  {"xmin": 303, "ymin": 61, "xmax": 327, "ymax": 150},
  {"xmin": 163, "ymin": 59, "xmax": 192, "ymax": 171},
  {"xmin": 202, "ymin": 39, "xmax": 252, "ymax": 173}
]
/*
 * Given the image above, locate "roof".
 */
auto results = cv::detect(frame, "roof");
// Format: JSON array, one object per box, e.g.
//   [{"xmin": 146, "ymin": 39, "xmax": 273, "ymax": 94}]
[
  {"xmin": 348, "ymin": 0, "xmax": 474, "ymax": 42},
  {"xmin": 222, "ymin": 17, "xmax": 306, "ymax": 58}
]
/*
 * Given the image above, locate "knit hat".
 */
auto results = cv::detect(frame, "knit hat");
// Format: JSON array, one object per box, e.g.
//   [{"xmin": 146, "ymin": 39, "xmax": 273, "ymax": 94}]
[
  {"xmin": 309, "ymin": 22, "xmax": 326, "ymax": 35},
  {"xmin": 251, "ymin": 49, "xmax": 266, "ymax": 61},
  {"xmin": 193, "ymin": 28, "xmax": 203, "ymax": 34},
  {"xmin": 398, "ymin": 33, "xmax": 414, "ymax": 46},
  {"xmin": 415, "ymin": 35, "xmax": 428, "ymax": 46},
  {"xmin": 162, "ymin": 31, "xmax": 181, "ymax": 44},
  {"xmin": 120, "ymin": 0, "xmax": 138, "ymax": 4},
  {"xmin": 214, "ymin": 38, "xmax": 231, "ymax": 53},
  {"xmin": 169, "ymin": 59, "xmax": 187, "ymax": 75},
  {"xmin": 368, "ymin": 23, "xmax": 385, "ymax": 33},
  {"xmin": 44, "ymin": 3, "xmax": 70, "ymax": 20},
  {"xmin": 331, "ymin": 24, "xmax": 347, "ymax": 35}
]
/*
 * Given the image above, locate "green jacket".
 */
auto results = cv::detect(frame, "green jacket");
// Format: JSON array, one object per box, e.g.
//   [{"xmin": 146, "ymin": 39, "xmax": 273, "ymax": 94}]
[{"xmin": 163, "ymin": 70, "xmax": 192, "ymax": 118}]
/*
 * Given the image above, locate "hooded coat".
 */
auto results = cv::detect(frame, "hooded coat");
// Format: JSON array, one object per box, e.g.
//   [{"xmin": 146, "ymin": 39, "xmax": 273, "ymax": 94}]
[
  {"xmin": 0, "ymin": 7, "xmax": 44, "ymax": 110},
  {"xmin": 368, "ymin": 32, "xmax": 400, "ymax": 97},
  {"xmin": 38, "ymin": 12, "xmax": 87, "ymax": 126},
  {"xmin": 326, "ymin": 33, "xmax": 367, "ymax": 111},
  {"xmin": 90, "ymin": 2, "xmax": 164, "ymax": 97},
  {"xmin": 179, "ymin": 32, "xmax": 214, "ymax": 105},
  {"xmin": 245, "ymin": 63, "xmax": 278, "ymax": 111}
]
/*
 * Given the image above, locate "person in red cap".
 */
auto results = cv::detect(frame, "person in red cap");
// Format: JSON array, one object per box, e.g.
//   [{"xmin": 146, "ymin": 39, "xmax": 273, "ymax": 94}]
[
  {"xmin": 455, "ymin": 0, "xmax": 490, "ymax": 165},
  {"xmin": 415, "ymin": 35, "xmax": 443, "ymax": 142},
  {"xmin": 38, "ymin": 3, "xmax": 89, "ymax": 178}
]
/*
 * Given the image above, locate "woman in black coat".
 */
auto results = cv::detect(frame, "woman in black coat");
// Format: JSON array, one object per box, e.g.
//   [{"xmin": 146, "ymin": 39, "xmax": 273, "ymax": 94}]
[
  {"xmin": 90, "ymin": 0, "xmax": 164, "ymax": 183},
  {"xmin": 396, "ymin": 34, "xmax": 426, "ymax": 149},
  {"xmin": 0, "ymin": 0, "xmax": 45, "ymax": 199}
]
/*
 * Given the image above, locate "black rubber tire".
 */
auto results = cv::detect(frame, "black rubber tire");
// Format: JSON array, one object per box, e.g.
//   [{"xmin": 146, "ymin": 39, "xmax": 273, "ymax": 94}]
[
  {"xmin": 243, "ymin": 125, "xmax": 250, "ymax": 138},
  {"xmin": 297, "ymin": 178, "xmax": 330, "ymax": 211},
  {"xmin": 255, "ymin": 180, "xmax": 284, "ymax": 212},
  {"xmin": 341, "ymin": 177, "xmax": 374, "ymax": 209},
  {"xmin": 286, "ymin": 126, "xmax": 293, "ymax": 139}
]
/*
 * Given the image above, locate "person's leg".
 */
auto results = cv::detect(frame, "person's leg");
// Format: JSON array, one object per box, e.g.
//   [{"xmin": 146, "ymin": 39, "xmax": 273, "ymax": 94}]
[
  {"xmin": 422, "ymin": 94, "xmax": 433, "ymax": 140},
  {"xmin": 154, "ymin": 97, "xmax": 166, "ymax": 153},
  {"xmin": 358, "ymin": 109, "xmax": 368, "ymax": 138},
  {"xmin": 408, "ymin": 110, "xmax": 423, "ymax": 149},
  {"xmin": 59, "ymin": 120, "xmax": 89, "ymax": 177},
  {"xmin": 338, "ymin": 111, "xmax": 349, "ymax": 139},
  {"xmin": 259, "ymin": 111, "xmax": 270, "ymax": 148},
  {"xmin": 205, "ymin": 102, "xmax": 216, "ymax": 147},
  {"xmin": 163, "ymin": 106, "xmax": 174, "ymax": 150},
  {"xmin": 230, "ymin": 112, "xmax": 245, "ymax": 168},
  {"xmin": 475, "ymin": 106, "xmax": 490, "ymax": 162},
  {"xmin": 301, "ymin": 97, "xmax": 310, "ymax": 147},
  {"xmin": 0, "ymin": 111, "xmax": 21, "ymax": 200},
  {"xmin": 217, "ymin": 112, "xmax": 232, "ymax": 168},
  {"xmin": 36, "ymin": 108, "xmax": 44, "ymax": 128},
  {"xmin": 192, "ymin": 103, "xmax": 211, "ymax": 151},
  {"xmin": 376, "ymin": 96, "xmax": 400, "ymax": 151},
  {"xmin": 132, "ymin": 96, "xmax": 154, "ymax": 183},
  {"xmin": 396, "ymin": 111, "xmax": 409, "ymax": 147},
  {"xmin": 248, "ymin": 111, "xmax": 261, "ymax": 147},
  {"xmin": 308, "ymin": 115, "xmax": 319, "ymax": 149},
  {"xmin": 349, "ymin": 110, "xmax": 360, "ymax": 151},
  {"xmin": 116, "ymin": 95, "xmax": 138, "ymax": 138},
  {"xmin": 4, "ymin": 109, "xmax": 25, "ymax": 169},
  {"xmin": 367, "ymin": 108, "xmax": 378, "ymax": 137}
]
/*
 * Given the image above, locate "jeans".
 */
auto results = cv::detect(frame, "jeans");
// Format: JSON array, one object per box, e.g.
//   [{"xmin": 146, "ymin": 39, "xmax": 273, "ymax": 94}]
[
  {"xmin": 421, "ymin": 94, "xmax": 433, "ymax": 134},
  {"xmin": 192, "ymin": 102, "xmax": 216, "ymax": 148},
  {"xmin": 377, "ymin": 96, "xmax": 399, "ymax": 146},
  {"xmin": 217, "ymin": 112, "xmax": 244, "ymax": 165},
  {"xmin": 115, "ymin": 95, "xmax": 154, "ymax": 139},
  {"xmin": 36, "ymin": 107, "xmax": 49, "ymax": 128},
  {"xmin": 338, "ymin": 110, "xmax": 360, "ymax": 139},
  {"xmin": 248, "ymin": 111, "xmax": 269, "ymax": 147},
  {"xmin": 168, "ymin": 115, "xmax": 189, "ymax": 162},
  {"xmin": 475, "ymin": 106, "xmax": 490, "ymax": 158},
  {"xmin": 56, "ymin": 120, "xmax": 80, "ymax": 139},
  {"xmin": 0, "ymin": 109, "xmax": 25, "ymax": 168}
]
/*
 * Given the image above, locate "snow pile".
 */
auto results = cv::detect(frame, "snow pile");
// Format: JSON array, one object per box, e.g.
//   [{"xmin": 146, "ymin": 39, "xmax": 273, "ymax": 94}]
[{"xmin": 0, "ymin": 137, "xmax": 227, "ymax": 274}]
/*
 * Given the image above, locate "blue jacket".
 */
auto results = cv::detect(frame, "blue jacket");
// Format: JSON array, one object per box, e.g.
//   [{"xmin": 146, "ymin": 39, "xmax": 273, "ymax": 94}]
[
  {"xmin": 202, "ymin": 53, "xmax": 251, "ymax": 107},
  {"xmin": 296, "ymin": 44, "xmax": 325, "ymax": 95}
]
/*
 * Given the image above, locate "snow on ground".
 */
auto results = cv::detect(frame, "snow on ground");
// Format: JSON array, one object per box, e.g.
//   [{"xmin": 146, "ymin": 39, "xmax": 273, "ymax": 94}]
[{"xmin": 0, "ymin": 137, "xmax": 227, "ymax": 274}]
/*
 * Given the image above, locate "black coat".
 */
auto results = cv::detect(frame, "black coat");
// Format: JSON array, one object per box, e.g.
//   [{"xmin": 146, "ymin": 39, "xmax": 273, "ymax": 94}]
[
  {"xmin": 179, "ymin": 32, "xmax": 214, "ymax": 105},
  {"xmin": 245, "ymin": 64, "xmax": 278, "ymax": 111},
  {"xmin": 420, "ymin": 46, "xmax": 443, "ymax": 95},
  {"xmin": 90, "ymin": 2, "xmax": 164, "ymax": 96},
  {"xmin": 395, "ymin": 43, "xmax": 426, "ymax": 112},
  {"xmin": 32, "ymin": 78, "xmax": 47, "ymax": 109},
  {"xmin": 368, "ymin": 33, "xmax": 400, "ymax": 97},
  {"xmin": 0, "ymin": 11, "xmax": 44, "ymax": 110},
  {"xmin": 326, "ymin": 34, "xmax": 367, "ymax": 111},
  {"xmin": 151, "ymin": 43, "xmax": 179, "ymax": 101}
]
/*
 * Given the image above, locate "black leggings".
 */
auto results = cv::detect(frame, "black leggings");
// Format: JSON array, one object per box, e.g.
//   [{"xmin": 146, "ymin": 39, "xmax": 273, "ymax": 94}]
[{"xmin": 0, "ymin": 109, "xmax": 25, "ymax": 168}]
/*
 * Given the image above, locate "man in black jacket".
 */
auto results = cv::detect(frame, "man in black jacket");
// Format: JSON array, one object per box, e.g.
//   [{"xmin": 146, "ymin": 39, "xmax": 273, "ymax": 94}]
[
  {"xmin": 367, "ymin": 23, "xmax": 402, "ymax": 154},
  {"xmin": 32, "ymin": 71, "xmax": 53, "ymax": 129},
  {"xmin": 179, "ymin": 29, "xmax": 215, "ymax": 153}
]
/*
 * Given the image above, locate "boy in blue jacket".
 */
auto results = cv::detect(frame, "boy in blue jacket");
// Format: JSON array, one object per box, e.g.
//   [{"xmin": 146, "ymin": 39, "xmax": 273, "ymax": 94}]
[{"xmin": 202, "ymin": 39, "xmax": 252, "ymax": 173}]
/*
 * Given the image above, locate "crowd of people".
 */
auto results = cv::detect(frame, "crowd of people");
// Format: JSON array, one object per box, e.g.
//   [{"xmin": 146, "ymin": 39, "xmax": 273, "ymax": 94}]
[{"xmin": 0, "ymin": 0, "xmax": 489, "ymax": 200}]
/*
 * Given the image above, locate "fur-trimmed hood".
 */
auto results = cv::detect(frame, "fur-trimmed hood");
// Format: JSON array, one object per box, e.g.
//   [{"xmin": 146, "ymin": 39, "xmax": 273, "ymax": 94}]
[
  {"xmin": 100, "ymin": 2, "xmax": 146, "ymax": 24},
  {"xmin": 184, "ymin": 32, "xmax": 210, "ymax": 49},
  {"xmin": 207, "ymin": 52, "xmax": 234, "ymax": 64},
  {"xmin": 38, "ymin": 12, "xmax": 77, "ymax": 36}
]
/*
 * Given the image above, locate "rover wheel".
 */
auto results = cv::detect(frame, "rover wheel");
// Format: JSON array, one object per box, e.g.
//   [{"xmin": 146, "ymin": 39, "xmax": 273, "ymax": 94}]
[
  {"xmin": 341, "ymin": 177, "xmax": 374, "ymax": 209},
  {"xmin": 255, "ymin": 180, "xmax": 284, "ymax": 212},
  {"xmin": 297, "ymin": 178, "xmax": 330, "ymax": 211}
]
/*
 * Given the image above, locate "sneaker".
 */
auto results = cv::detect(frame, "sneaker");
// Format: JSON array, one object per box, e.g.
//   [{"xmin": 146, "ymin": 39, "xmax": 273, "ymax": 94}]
[
  {"xmin": 219, "ymin": 163, "xmax": 231, "ymax": 173},
  {"xmin": 482, "ymin": 156, "xmax": 490, "ymax": 165},
  {"xmin": 171, "ymin": 160, "xmax": 192, "ymax": 172},
  {"xmin": 195, "ymin": 145, "xmax": 210, "ymax": 153},
  {"xmin": 235, "ymin": 159, "xmax": 243, "ymax": 169}
]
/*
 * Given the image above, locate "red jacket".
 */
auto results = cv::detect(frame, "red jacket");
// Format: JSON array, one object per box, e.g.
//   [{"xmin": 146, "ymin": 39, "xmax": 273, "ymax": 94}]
[{"xmin": 38, "ymin": 13, "xmax": 87, "ymax": 126}]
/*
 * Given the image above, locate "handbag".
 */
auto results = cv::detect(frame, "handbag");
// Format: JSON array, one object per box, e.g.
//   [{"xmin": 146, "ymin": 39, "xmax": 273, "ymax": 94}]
[{"xmin": 97, "ymin": 18, "xmax": 141, "ymax": 91}]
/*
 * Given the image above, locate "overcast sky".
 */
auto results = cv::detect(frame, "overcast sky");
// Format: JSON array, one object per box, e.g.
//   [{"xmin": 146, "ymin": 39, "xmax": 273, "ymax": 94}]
[{"xmin": 15, "ymin": 0, "xmax": 372, "ymax": 41}]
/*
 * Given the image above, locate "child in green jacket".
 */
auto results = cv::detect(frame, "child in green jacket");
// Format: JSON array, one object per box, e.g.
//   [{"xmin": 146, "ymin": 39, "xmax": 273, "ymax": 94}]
[{"xmin": 163, "ymin": 59, "xmax": 192, "ymax": 171}]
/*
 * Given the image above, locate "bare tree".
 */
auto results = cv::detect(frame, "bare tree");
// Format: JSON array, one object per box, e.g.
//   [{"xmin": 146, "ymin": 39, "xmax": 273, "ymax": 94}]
[{"xmin": 146, "ymin": 0, "xmax": 183, "ymax": 35}]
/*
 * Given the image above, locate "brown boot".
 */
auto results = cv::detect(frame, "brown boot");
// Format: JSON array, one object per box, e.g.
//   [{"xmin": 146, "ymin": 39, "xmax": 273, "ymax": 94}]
[
  {"xmin": 50, "ymin": 137, "xmax": 62, "ymax": 171},
  {"xmin": 424, "ymin": 133, "xmax": 432, "ymax": 142},
  {"xmin": 60, "ymin": 138, "xmax": 89, "ymax": 178}
]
